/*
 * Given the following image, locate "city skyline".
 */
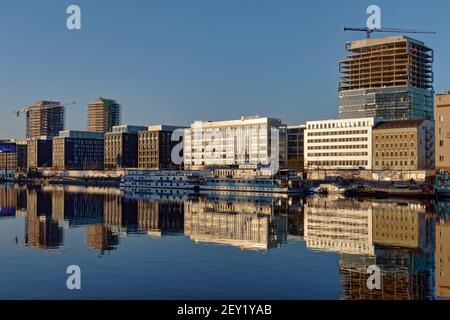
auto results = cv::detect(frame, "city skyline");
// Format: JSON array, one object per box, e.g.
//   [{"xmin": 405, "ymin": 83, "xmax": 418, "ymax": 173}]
[{"xmin": 1, "ymin": 1, "xmax": 450, "ymax": 139}]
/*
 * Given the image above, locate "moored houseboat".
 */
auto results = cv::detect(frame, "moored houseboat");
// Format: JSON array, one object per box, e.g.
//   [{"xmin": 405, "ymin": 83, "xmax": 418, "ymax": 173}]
[
  {"xmin": 199, "ymin": 167, "xmax": 305, "ymax": 195},
  {"xmin": 120, "ymin": 170, "xmax": 204, "ymax": 191}
]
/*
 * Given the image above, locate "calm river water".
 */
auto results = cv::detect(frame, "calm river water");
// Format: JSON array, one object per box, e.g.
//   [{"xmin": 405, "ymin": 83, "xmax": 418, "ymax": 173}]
[{"xmin": 0, "ymin": 184, "xmax": 447, "ymax": 300}]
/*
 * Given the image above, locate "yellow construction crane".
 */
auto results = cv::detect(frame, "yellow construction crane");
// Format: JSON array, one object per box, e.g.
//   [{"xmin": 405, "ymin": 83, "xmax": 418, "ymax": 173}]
[{"xmin": 14, "ymin": 101, "xmax": 76, "ymax": 117}]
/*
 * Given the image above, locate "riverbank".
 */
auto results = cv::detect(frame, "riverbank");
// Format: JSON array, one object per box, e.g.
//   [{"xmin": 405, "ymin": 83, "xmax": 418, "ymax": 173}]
[{"xmin": 0, "ymin": 176, "xmax": 121, "ymax": 187}]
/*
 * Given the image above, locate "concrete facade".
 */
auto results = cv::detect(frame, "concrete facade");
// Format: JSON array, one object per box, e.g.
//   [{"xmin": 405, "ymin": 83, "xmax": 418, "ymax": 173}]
[{"xmin": 304, "ymin": 117, "xmax": 377, "ymax": 171}]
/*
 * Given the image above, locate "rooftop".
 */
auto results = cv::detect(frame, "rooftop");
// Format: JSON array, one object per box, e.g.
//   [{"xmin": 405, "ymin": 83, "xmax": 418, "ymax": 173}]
[
  {"xmin": 373, "ymin": 119, "xmax": 425, "ymax": 130},
  {"xmin": 346, "ymin": 35, "xmax": 428, "ymax": 50}
]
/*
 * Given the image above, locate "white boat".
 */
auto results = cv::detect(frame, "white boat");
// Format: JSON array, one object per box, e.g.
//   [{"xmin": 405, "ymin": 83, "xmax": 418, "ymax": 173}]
[{"xmin": 120, "ymin": 170, "xmax": 203, "ymax": 191}]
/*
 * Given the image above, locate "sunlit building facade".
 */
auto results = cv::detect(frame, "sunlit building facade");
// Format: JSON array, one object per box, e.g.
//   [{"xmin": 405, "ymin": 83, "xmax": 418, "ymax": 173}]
[
  {"xmin": 304, "ymin": 117, "xmax": 377, "ymax": 170},
  {"xmin": 184, "ymin": 117, "xmax": 287, "ymax": 170}
]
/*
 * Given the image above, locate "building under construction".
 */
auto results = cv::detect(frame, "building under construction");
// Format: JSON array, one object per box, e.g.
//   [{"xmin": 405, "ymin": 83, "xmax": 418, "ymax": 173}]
[
  {"xmin": 26, "ymin": 101, "xmax": 64, "ymax": 139},
  {"xmin": 87, "ymin": 98, "xmax": 121, "ymax": 133},
  {"xmin": 339, "ymin": 36, "xmax": 434, "ymax": 121}
]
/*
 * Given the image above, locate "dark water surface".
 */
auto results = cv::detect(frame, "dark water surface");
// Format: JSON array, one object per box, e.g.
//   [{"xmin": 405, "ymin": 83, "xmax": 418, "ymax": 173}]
[{"xmin": 0, "ymin": 184, "xmax": 447, "ymax": 300}]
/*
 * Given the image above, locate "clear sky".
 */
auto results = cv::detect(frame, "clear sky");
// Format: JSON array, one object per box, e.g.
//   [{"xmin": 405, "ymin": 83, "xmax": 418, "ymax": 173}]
[{"xmin": 1, "ymin": 0, "xmax": 449, "ymax": 139}]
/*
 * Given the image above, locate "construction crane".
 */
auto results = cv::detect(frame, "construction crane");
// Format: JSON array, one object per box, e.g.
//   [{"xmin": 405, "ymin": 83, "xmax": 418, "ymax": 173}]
[
  {"xmin": 343, "ymin": 27, "xmax": 437, "ymax": 39},
  {"xmin": 14, "ymin": 101, "xmax": 76, "ymax": 117}
]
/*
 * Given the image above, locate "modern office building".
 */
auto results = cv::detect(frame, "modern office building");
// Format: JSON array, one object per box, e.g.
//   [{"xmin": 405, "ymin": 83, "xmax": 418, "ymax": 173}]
[
  {"xmin": 304, "ymin": 117, "xmax": 377, "ymax": 171},
  {"xmin": 435, "ymin": 92, "xmax": 450, "ymax": 172},
  {"xmin": 372, "ymin": 119, "xmax": 435, "ymax": 171},
  {"xmin": 0, "ymin": 140, "xmax": 27, "ymax": 173},
  {"xmin": 104, "ymin": 125, "xmax": 147, "ymax": 170},
  {"xmin": 138, "ymin": 125, "xmax": 184, "ymax": 170},
  {"xmin": 26, "ymin": 101, "xmax": 64, "ymax": 139},
  {"xmin": 184, "ymin": 116, "xmax": 287, "ymax": 170},
  {"xmin": 27, "ymin": 138, "xmax": 53, "ymax": 169},
  {"xmin": 286, "ymin": 125, "xmax": 305, "ymax": 171},
  {"xmin": 87, "ymin": 98, "xmax": 121, "ymax": 133},
  {"xmin": 52, "ymin": 131, "xmax": 104, "ymax": 171},
  {"xmin": 339, "ymin": 36, "xmax": 434, "ymax": 121}
]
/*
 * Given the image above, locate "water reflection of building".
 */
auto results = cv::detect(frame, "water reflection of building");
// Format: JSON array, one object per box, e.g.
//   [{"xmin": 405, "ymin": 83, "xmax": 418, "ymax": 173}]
[
  {"xmin": 184, "ymin": 196, "xmax": 288, "ymax": 250},
  {"xmin": 51, "ymin": 186, "xmax": 104, "ymax": 226},
  {"xmin": 25, "ymin": 214, "xmax": 63, "ymax": 249},
  {"xmin": 137, "ymin": 199, "xmax": 184, "ymax": 236},
  {"xmin": 304, "ymin": 197, "xmax": 375, "ymax": 255},
  {"xmin": 340, "ymin": 247, "xmax": 435, "ymax": 300},
  {"xmin": 85, "ymin": 224, "xmax": 119, "ymax": 253},
  {"xmin": 372, "ymin": 202, "xmax": 428, "ymax": 249},
  {"xmin": 287, "ymin": 198, "xmax": 305, "ymax": 239},
  {"xmin": 436, "ymin": 219, "xmax": 450, "ymax": 299},
  {"xmin": 339, "ymin": 200, "xmax": 436, "ymax": 300},
  {"xmin": 0, "ymin": 185, "xmax": 17, "ymax": 217},
  {"xmin": 103, "ymin": 193, "xmax": 138, "ymax": 234}
]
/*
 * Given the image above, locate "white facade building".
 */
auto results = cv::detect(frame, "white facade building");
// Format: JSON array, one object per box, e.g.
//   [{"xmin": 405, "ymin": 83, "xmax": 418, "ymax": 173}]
[
  {"xmin": 304, "ymin": 117, "xmax": 378, "ymax": 171},
  {"xmin": 184, "ymin": 116, "xmax": 286, "ymax": 170}
]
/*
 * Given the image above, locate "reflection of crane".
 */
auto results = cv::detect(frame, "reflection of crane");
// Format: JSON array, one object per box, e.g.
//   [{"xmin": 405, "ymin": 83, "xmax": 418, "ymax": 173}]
[
  {"xmin": 14, "ymin": 101, "xmax": 76, "ymax": 117},
  {"xmin": 343, "ymin": 27, "xmax": 437, "ymax": 39}
]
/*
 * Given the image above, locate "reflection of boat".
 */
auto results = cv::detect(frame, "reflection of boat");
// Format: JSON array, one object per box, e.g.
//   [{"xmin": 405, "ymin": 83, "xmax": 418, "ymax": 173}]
[
  {"xmin": 347, "ymin": 184, "xmax": 434, "ymax": 199},
  {"xmin": 312, "ymin": 183, "xmax": 349, "ymax": 195}
]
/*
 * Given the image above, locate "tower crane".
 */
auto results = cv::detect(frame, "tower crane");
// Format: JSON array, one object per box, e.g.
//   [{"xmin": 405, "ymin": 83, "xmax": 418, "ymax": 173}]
[
  {"xmin": 14, "ymin": 101, "xmax": 76, "ymax": 117},
  {"xmin": 343, "ymin": 27, "xmax": 436, "ymax": 39}
]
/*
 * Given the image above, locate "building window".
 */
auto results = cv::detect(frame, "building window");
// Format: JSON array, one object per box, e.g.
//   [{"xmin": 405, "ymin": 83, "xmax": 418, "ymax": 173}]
[
  {"xmin": 440, "ymin": 140, "xmax": 444, "ymax": 147},
  {"xmin": 440, "ymin": 115, "xmax": 444, "ymax": 123}
]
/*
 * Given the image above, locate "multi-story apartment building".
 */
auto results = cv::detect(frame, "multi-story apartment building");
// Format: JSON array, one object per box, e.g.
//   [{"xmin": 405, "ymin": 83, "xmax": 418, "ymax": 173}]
[
  {"xmin": 184, "ymin": 116, "xmax": 287, "ymax": 170},
  {"xmin": 27, "ymin": 138, "xmax": 53, "ymax": 169},
  {"xmin": 286, "ymin": 125, "xmax": 305, "ymax": 171},
  {"xmin": 138, "ymin": 125, "xmax": 184, "ymax": 170},
  {"xmin": 52, "ymin": 131, "xmax": 104, "ymax": 171},
  {"xmin": 435, "ymin": 92, "xmax": 450, "ymax": 172},
  {"xmin": 0, "ymin": 140, "xmax": 27, "ymax": 173},
  {"xmin": 339, "ymin": 36, "xmax": 434, "ymax": 121},
  {"xmin": 104, "ymin": 125, "xmax": 147, "ymax": 170},
  {"xmin": 26, "ymin": 101, "xmax": 64, "ymax": 139},
  {"xmin": 87, "ymin": 98, "xmax": 121, "ymax": 133},
  {"xmin": 372, "ymin": 120, "xmax": 434, "ymax": 171},
  {"xmin": 304, "ymin": 117, "xmax": 377, "ymax": 171}
]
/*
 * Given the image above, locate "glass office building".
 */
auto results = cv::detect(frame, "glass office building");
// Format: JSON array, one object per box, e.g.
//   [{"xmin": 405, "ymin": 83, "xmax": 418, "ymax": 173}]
[{"xmin": 339, "ymin": 36, "xmax": 434, "ymax": 121}]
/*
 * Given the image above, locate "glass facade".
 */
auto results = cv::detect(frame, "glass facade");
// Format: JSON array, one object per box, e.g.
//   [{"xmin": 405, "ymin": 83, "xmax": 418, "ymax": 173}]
[{"xmin": 339, "ymin": 86, "xmax": 434, "ymax": 121}]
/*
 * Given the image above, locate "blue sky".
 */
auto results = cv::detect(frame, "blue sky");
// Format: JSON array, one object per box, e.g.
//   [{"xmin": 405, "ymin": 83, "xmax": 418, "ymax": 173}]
[{"xmin": 1, "ymin": 0, "xmax": 449, "ymax": 139}]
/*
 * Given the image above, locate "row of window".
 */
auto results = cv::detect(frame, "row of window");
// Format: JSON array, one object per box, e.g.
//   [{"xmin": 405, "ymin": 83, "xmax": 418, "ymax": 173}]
[
  {"xmin": 307, "ymin": 121, "xmax": 371, "ymax": 130},
  {"xmin": 307, "ymin": 130, "xmax": 368, "ymax": 136},
  {"xmin": 375, "ymin": 142, "xmax": 415, "ymax": 148},
  {"xmin": 375, "ymin": 133, "xmax": 415, "ymax": 140},
  {"xmin": 307, "ymin": 160, "xmax": 368, "ymax": 167},
  {"xmin": 307, "ymin": 137, "xmax": 368, "ymax": 143},
  {"xmin": 374, "ymin": 160, "xmax": 415, "ymax": 167},
  {"xmin": 375, "ymin": 151, "xmax": 415, "ymax": 157},
  {"xmin": 307, "ymin": 152, "xmax": 368, "ymax": 157},
  {"xmin": 307, "ymin": 144, "xmax": 367, "ymax": 150}
]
